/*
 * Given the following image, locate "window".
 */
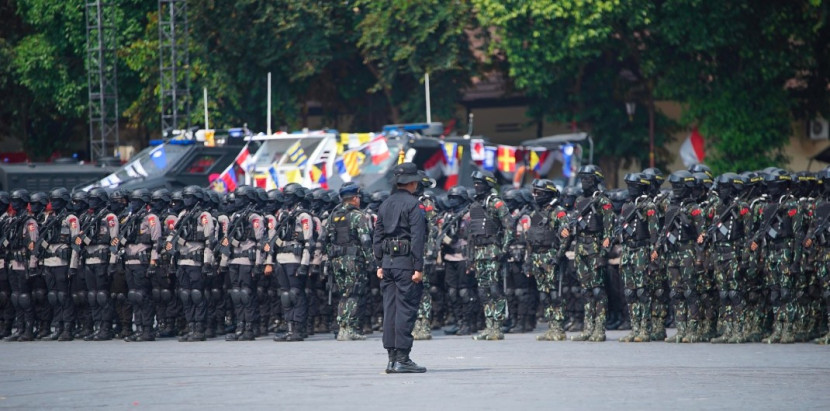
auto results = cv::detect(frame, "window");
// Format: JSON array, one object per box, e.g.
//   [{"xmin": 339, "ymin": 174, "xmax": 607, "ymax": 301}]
[{"xmin": 184, "ymin": 155, "xmax": 221, "ymax": 174}]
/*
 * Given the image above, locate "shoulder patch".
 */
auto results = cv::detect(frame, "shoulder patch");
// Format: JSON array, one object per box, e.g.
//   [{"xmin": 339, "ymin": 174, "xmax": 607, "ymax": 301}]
[
  {"xmin": 107, "ymin": 215, "xmax": 116, "ymax": 227},
  {"xmin": 167, "ymin": 219, "xmax": 176, "ymax": 230},
  {"xmin": 556, "ymin": 211, "xmax": 567, "ymax": 219},
  {"xmin": 201, "ymin": 215, "xmax": 209, "ymax": 225},
  {"xmin": 788, "ymin": 209, "xmax": 797, "ymax": 217},
  {"xmin": 253, "ymin": 218, "xmax": 260, "ymax": 229},
  {"xmin": 647, "ymin": 209, "xmax": 655, "ymax": 217},
  {"xmin": 691, "ymin": 209, "xmax": 701, "ymax": 217},
  {"xmin": 494, "ymin": 201, "xmax": 504, "ymax": 209},
  {"xmin": 424, "ymin": 205, "xmax": 433, "ymax": 212},
  {"xmin": 740, "ymin": 208, "xmax": 748, "ymax": 216},
  {"xmin": 148, "ymin": 216, "xmax": 156, "ymax": 226},
  {"xmin": 28, "ymin": 222, "xmax": 36, "ymax": 232},
  {"xmin": 418, "ymin": 204, "xmax": 425, "ymax": 210},
  {"xmin": 602, "ymin": 203, "xmax": 612, "ymax": 211}
]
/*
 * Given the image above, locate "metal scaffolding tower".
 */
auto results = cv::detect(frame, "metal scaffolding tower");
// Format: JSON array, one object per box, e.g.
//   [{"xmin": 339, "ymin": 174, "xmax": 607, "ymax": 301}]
[
  {"xmin": 85, "ymin": 0, "xmax": 119, "ymax": 161},
  {"xmin": 158, "ymin": 0, "xmax": 191, "ymax": 138}
]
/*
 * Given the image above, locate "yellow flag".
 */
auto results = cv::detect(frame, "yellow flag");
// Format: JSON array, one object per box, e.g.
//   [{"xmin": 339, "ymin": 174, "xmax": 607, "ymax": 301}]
[{"xmin": 286, "ymin": 168, "xmax": 302, "ymax": 183}]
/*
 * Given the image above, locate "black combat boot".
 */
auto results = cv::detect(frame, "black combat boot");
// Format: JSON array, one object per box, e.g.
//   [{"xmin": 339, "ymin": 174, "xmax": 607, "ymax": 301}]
[
  {"xmin": 48, "ymin": 322, "xmax": 63, "ymax": 341},
  {"xmin": 178, "ymin": 323, "xmax": 193, "ymax": 342},
  {"xmin": 391, "ymin": 349, "xmax": 426, "ymax": 373},
  {"xmin": 273, "ymin": 321, "xmax": 292, "ymax": 341},
  {"xmin": 94, "ymin": 322, "xmax": 113, "ymax": 341},
  {"xmin": 35, "ymin": 320, "xmax": 51, "ymax": 340},
  {"xmin": 18, "ymin": 321, "xmax": 35, "ymax": 342},
  {"xmin": 188, "ymin": 322, "xmax": 206, "ymax": 341},
  {"xmin": 286, "ymin": 322, "xmax": 305, "ymax": 341},
  {"xmin": 124, "ymin": 325, "xmax": 140, "ymax": 342},
  {"xmin": 240, "ymin": 323, "xmax": 255, "ymax": 341},
  {"xmin": 58, "ymin": 326, "xmax": 74, "ymax": 341},
  {"xmin": 134, "ymin": 326, "xmax": 155, "ymax": 342},
  {"xmin": 385, "ymin": 349, "xmax": 397, "ymax": 374}
]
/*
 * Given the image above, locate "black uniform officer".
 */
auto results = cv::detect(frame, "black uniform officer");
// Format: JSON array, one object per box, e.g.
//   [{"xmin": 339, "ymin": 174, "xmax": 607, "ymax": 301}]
[{"xmin": 373, "ymin": 162, "xmax": 427, "ymax": 374}]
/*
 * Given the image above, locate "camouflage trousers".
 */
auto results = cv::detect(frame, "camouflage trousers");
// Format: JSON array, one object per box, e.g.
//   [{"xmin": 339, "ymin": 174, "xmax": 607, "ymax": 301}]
[
  {"xmin": 713, "ymin": 243, "xmax": 743, "ymax": 323},
  {"xmin": 620, "ymin": 245, "xmax": 650, "ymax": 326},
  {"xmin": 666, "ymin": 245, "xmax": 698, "ymax": 322},
  {"xmin": 473, "ymin": 247, "xmax": 506, "ymax": 322},
  {"xmin": 575, "ymin": 236, "xmax": 607, "ymax": 327},
  {"xmin": 816, "ymin": 246, "xmax": 830, "ymax": 322},
  {"xmin": 332, "ymin": 256, "xmax": 367, "ymax": 329},
  {"xmin": 529, "ymin": 250, "xmax": 564, "ymax": 325},
  {"xmin": 416, "ymin": 265, "xmax": 434, "ymax": 322},
  {"xmin": 764, "ymin": 241, "xmax": 796, "ymax": 323}
]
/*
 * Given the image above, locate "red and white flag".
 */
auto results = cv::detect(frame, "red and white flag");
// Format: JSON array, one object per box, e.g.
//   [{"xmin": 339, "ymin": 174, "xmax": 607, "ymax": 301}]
[
  {"xmin": 680, "ymin": 128, "xmax": 705, "ymax": 167},
  {"xmin": 368, "ymin": 136, "xmax": 390, "ymax": 165},
  {"xmin": 470, "ymin": 139, "xmax": 485, "ymax": 161},
  {"xmin": 235, "ymin": 144, "xmax": 254, "ymax": 172}
]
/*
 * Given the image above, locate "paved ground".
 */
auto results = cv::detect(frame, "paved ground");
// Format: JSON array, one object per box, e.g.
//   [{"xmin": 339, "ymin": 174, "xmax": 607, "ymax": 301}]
[{"xmin": 1, "ymin": 328, "xmax": 828, "ymax": 410}]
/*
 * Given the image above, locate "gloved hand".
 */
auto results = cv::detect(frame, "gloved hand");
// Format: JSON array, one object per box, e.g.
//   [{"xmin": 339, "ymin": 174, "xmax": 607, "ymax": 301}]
[
  {"xmin": 297, "ymin": 264, "xmax": 309, "ymax": 276},
  {"xmin": 147, "ymin": 263, "xmax": 157, "ymax": 277},
  {"xmin": 201, "ymin": 263, "xmax": 215, "ymax": 276}
]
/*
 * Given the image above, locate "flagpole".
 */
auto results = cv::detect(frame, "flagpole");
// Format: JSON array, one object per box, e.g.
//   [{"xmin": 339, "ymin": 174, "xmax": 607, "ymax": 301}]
[
  {"xmin": 203, "ymin": 87, "xmax": 209, "ymax": 130},
  {"xmin": 425, "ymin": 72, "xmax": 431, "ymax": 124},
  {"xmin": 267, "ymin": 72, "xmax": 272, "ymax": 136}
]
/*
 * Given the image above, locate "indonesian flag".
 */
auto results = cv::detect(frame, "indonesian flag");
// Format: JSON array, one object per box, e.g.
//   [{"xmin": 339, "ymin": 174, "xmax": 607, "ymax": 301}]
[
  {"xmin": 235, "ymin": 144, "xmax": 254, "ymax": 172},
  {"xmin": 368, "ymin": 136, "xmax": 391, "ymax": 165},
  {"xmin": 680, "ymin": 127, "xmax": 706, "ymax": 167}
]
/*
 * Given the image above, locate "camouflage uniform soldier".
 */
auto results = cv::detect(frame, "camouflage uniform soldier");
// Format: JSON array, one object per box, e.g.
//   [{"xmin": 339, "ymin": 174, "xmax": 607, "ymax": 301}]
[
  {"xmin": 504, "ymin": 188, "xmax": 533, "ymax": 333},
  {"xmin": 706, "ymin": 174, "xmax": 752, "ymax": 344},
  {"xmin": 618, "ymin": 173, "xmax": 659, "ymax": 343},
  {"xmin": 467, "ymin": 170, "xmax": 514, "ymax": 341},
  {"xmin": 807, "ymin": 167, "xmax": 830, "ymax": 344},
  {"xmin": 792, "ymin": 172, "xmax": 820, "ymax": 341},
  {"xmin": 122, "ymin": 189, "xmax": 161, "ymax": 342},
  {"xmin": 570, "ymin": 165, "xmax": 615, "ymax": 342},
  {"xmin": 414, "ymin": 173, "xmax": 438, "ymax": 340},
  {"xmin": 658, "ymin": 171, "xmax": 705, "ymax": 343},
  {"xmin": 742, "ymin": 172, "xmax": 768, "ymax": 341},
  {"xmin": 325, "ymin": 183, "xmax": 373, "ymax": 341},
  {"xmin": 642, "ymin": 168, "xmax": 670, "ymax": 340},
  {"xmin": 754, "ymin": 171, "xmax": 804, "ymax": 344},
  {"xmin": 223, "ymin": 186, "xmax": 263, "ymax": 341},
  {"xmin": 525, "ymin": 179, "xmax": 569, "ymax": 341}
]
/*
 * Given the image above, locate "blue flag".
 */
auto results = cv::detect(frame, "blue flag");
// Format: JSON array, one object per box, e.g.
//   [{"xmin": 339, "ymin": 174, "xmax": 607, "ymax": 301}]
[
  {"xmin": 482, "ymin": 146, "xmax": 497, "ymax": 172},
  {"xmin": 151, "ymin": 146, "xmax": 168, "ymax": 170}
]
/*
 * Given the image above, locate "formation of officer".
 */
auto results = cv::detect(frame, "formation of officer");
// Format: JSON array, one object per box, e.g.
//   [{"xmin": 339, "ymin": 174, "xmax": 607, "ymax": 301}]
[{"xmin": 1, "ymin": 162, "xmax": 829, "ymax": 347}]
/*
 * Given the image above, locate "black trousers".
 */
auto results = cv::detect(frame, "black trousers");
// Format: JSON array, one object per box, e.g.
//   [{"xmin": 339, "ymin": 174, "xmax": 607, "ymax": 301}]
[
  {"xmin": 381, "ymin": 268, "xmax": 423, "ymax": 350},
  {"xmin": 229, "ymin": 264, "xmax": 257, "ymax": 323},
  {"xmin": 176, "ymin": 265, "xmax": 206, "ymax": 323},
  {"xmin": 125, "ymin": 264, "xmax": 154, "ymax": 328},
  {"xmin": 44, "ymin": 266, "xmax": 75, "ymax": 324},
  {"xmin": 84, "ymin": 264, "xmax": 112, "ymax": 323},
  {"xmin": 276, "ymin": 263, "xmax": 307, "ymax": 324}
]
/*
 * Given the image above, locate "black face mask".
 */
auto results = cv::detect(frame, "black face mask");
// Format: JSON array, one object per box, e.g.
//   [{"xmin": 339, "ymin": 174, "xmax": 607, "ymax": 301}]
[
  {"xmin": 534, "ymin": 192, "xmax": 552, "ymax": 207},
  {"xmin": 627, "ymin": 184, "xmax": 643, "ymax": 198},
  {"xmin": 446, "ymin": 196, "xmax": 461, "ymax": 210},
  {"xmin": 473, "ymin": 182, "xmax": 490, "ymax": 199},
  {"xmin": 671, "ymin": 186, "xmax": 687, "ymax": 201},
  {"xmin": 171, "ymin": 200, "xmax": 185, "ymax": 213},
  {"xmin": 30, "ymin": 203, "xmax": 45, "ymax": 215},
  {"xmin": 581, "ymin": 176, "xmax": 597, "ymax": 194},
  {"xmin": 10, "ymin": 199, "xmax": 27, "ymax": 212},
  {"xmin": 129, "ymin": 200, "xmax": 145, "ymax": 213}
]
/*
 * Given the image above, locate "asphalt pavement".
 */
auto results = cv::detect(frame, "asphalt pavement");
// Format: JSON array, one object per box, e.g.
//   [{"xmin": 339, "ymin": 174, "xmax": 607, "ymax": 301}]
[{"xmin": 1, "ymin": 328, "xmax": 828, "ymax": 410}]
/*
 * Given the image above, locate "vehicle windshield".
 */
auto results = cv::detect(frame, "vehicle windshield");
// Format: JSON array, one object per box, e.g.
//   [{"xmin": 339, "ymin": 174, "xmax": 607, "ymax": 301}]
[
  {"xmin": 254, "ymin": 137, "xmax": 325, "ymax": 170},
  {"xmin": 85, "ymin": 143, "xmax": 190, "ymax": 189},
  {"xmin": 351, "ymin": 139, "xmax": 403, "ymax": 188}
]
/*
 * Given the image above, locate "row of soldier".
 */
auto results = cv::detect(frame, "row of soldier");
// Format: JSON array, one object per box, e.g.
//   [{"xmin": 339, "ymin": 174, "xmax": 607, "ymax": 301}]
[{"xmin": 0, "ymin": 162, "xmax": 828, "ymax": 345}]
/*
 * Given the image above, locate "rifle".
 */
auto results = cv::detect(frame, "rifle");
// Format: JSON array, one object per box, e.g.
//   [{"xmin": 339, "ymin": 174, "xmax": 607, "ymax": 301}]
[
  {"xmin": 117, "ymin": 208, "xmax": 148, "ymax": 249},
  {"xmin": 35, "ymin": 210, "xmax": 67, "ymax": 260},
  {"xmin": 166, "ymin": 203, "xmax": 203, "ymax": 267},
  {"xmin": 807, "ymin": 201, "xmax": 830, "ymax": 243},
  {"xmin": 325, "ymin": 261, "xmax": 333, "ymax": 305},
  {"xmin": 73, "ymin": 208, "xmax": 111, "ymax": 255},
  {"xmin": 435, "ymin": 205, "xmax": 471, "ymax": 248},
  {"xmin": 746, "ymin": 200, "xmax": 781, "ymax": 250},
  {"xmin": 219, "ymin": 204, "xmax": 255, "ymax": 257}
]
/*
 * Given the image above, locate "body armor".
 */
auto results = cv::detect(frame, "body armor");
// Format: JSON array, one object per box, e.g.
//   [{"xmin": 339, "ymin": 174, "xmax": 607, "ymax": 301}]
[
  {"xmin": 815, "ymin": 201, "xmax": 830, "ymax": 246},
  {"xmin": 713, "ymin": 203, "xmax": 743, "ymax": 243},
  {"xmin": 527, "ymin": 211, "xmax": 557, "ymax": 247},
  {"xmin": 575, "ymin": 196, "xmax": 602, "ymax": 233},
  {"xmin": 469, "ymin": 201, "xmax": 499, "ymax": 238},
  {"xmin": 770, "ymin": 206, "xmax": 795, "ymax": 239},
  {"xmin": 621, "ymin": 202, "xmax": 649, "ymax": 242},
  {"xmin": 331, "ymin": 209, "xmax": 353, "ymax": 246}
]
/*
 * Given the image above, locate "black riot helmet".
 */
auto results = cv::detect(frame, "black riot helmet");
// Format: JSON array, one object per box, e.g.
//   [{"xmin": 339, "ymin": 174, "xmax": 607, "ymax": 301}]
[
  {"xmin": 233, "ymin": 185, "xmax": 257, "ymax": 211},
  {"xmin": 503, "ymin": 188, "xmax": 524, "ymax": 211},
  {"xmin": 10, "ymin": 189, "xmax": 30, "ymax": 212},
  {"xmin": 689, "ymin": 164, "xmax": 713, "ymax": 179},
  {"xmin": 182, "ymin": 185, "xmax": 204, "ymax": 208},
  {"xmin": 608, "ymin": 189, "xmax": 629, "ymax": 214},
  {"xmin": 368, "ymin": 190, "xmax": 389, "ymax": 212},
  {"xmin": 415, "ymin": 171, "xmax": 436, "ymax": 197},
  {"xmin": 265, "ymin": 189, "xmax": 284, "ymax": 214},
  {"xmin": 282, "ymin": 183, "xmax": 305, "ymax": 208},
  {"xmin": 819, "ymin": 167, "xmax": 830, "ymax": 196},
  {"xmin": 70, "ymin": 190, "xmax": 89, "ymax": 212},
  {"xmin": 130, "ymin": 188, "xmax": 151, "ymax": 212},
  {"xmin": 763, "ymin": 169, "xmax": 791, "ymax": 197},
  {"xmin": 562, "ymin": 186, "xmax": 581, "ymax": 210},
  {"xmin": 49, "ymin": 188, "xmax": 71, "ymax": 212},
  {"xmin": 794, "ymin": 171, "xmax": 818, "ymax": 197},
  {"xmin": 88, "ymin": 187, "xmax": 109, "ymax": 210},
  {"xmin": 151, "ymin": 188, "xmax": 171, "ymax": 213},
  {"xmin": 715, "ymin": 173, "xmax": 743, "ymax": 202},
  {"xmin": 446, "ymin": 186, "xmax": 471, "ymax": 211},
  {"xmin": 624, "ymin": 173, "xmax": 650, "ymax": 198},
  {"xmin": 29, "ymin": 192, "xmax": 48, "ymax": 215},
  {"xmin": 531, "ymin": 179, "xmax": 559, "ymax": 207},
  {"xmin": 253, "ymin": 187, "xmax": 267, "ymax": 208},
  {"xmin": 471, "ymin": 170, "xmax": 497, "ymax": 200},
  {"xmin": 642, "ymin": 167, "xmax": 665, "ymax": 195},
  {"xmin": 692, "ymin": 171, "xmax": 713, "ymax": 201},
  {"xmin": 669, "ymin": 170, "xmax": 695, "ymax": 200},
  {"xmin": 171, "ymin": 190, "xmax": 185, "ymax": 213},
  {"xmin": 207, "ymin": 190, "xmax": 221, "ymax": 211},
  {"xmin": 578, "ymin": 165, "xmax": 604, "ymax": 195},
  {"xmin": 108, "ymin": 188, "xmax": 129, "ymax": 214}
]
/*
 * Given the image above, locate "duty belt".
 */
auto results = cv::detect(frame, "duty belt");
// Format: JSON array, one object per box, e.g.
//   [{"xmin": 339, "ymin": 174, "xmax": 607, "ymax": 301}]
[
  {"xmin": 383, "ymin": 238, "xmax": 411, "ymax": 256},
  {"xmin": 124, "ymin": 252, "xmax": 150, "ymax": 264},
  {"xmin": 179, "ymin": 250, "xmax": 204, "ymax": 261},
  {"xmin": 472, "ymin": 237, "xmax": 496, "ymax": 246},
  {"xmin": 770, "ymin": 240, "xmax": 792, "ymax": 251},
  {"xmin": 626, "ymin": 240, "xmax": 649, "ymax": 248},
  {"xmin": 330, "ymin": 245, "xmax": 360, "ymax": 257},
  {"xmin": 232, "ymin": 250, "xmax": 257, "ymax": 260}
]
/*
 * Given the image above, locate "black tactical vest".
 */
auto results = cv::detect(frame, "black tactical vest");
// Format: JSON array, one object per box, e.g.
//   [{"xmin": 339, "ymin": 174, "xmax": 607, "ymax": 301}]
[
  {"xmin": 527, "ymin": 210, "xmax": 556, "ymax": 247},
  {"xmin": 772, "ymin": 206, "xmax": 795, "ymax": 239},
  {"xmin": 575, "ymin": 196, "xmax": 602, "ymax": 233},
  {"xmin": 469, "ymin": 201, "xmax": 498, "ymax": 238},
  {"xmin": 621, "ymin": 202, "xmax": 649, "ymax": 242},
  {"xmin": 331, "ymin": 209, "xmax": 353, "ymax": 246}
]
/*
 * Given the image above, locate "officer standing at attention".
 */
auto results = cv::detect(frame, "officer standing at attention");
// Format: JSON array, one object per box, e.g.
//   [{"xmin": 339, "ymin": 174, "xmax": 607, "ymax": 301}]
[{"xmin": 373, "ymin": 162, "xmax": 427, "ymax": 374}]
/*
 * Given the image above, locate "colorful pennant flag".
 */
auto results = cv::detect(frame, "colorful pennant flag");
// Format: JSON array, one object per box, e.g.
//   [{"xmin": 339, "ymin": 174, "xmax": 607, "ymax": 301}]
[
  {"xmin": 268, "ymin": 165, "xmax": 280, "ymax": 188},
  {"xmin": 470, "ymin": 139, "xmax": 485, "ymax": 162},
  {"xmin": 235, "ymin": 144, "xmax": 254, "ymax": 172},
  {"xmin": 497, "ymin": 145, "xmax": 516, "ymax": 173},
  {"xmin": 441, "ymin": 142, "xmax": 458, "ymax": 168},
  {"xmin": 221, "ymin": 169, "xmax": 237, "ymax": 192},
  {"xmin": 423, "ymin": 150, "xmax": 444, "ymax": 179},
  {"xmin": 335, "ymin": 158, "xmax": 351, "ymax": 183},
  {"xmin": 286, "ymin": 168, "xmax": 302, "ymax": 184},
  {"xmin": 286, "ymin": 141, "xmax": 308, "ymax": 166},
  {"xmin": 482, "ymin": 146, "xmax": 497, "ymax": 172},
  {"xmin": 342, "ymin": 151, "xmax": 364, "ymax": 177}
]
